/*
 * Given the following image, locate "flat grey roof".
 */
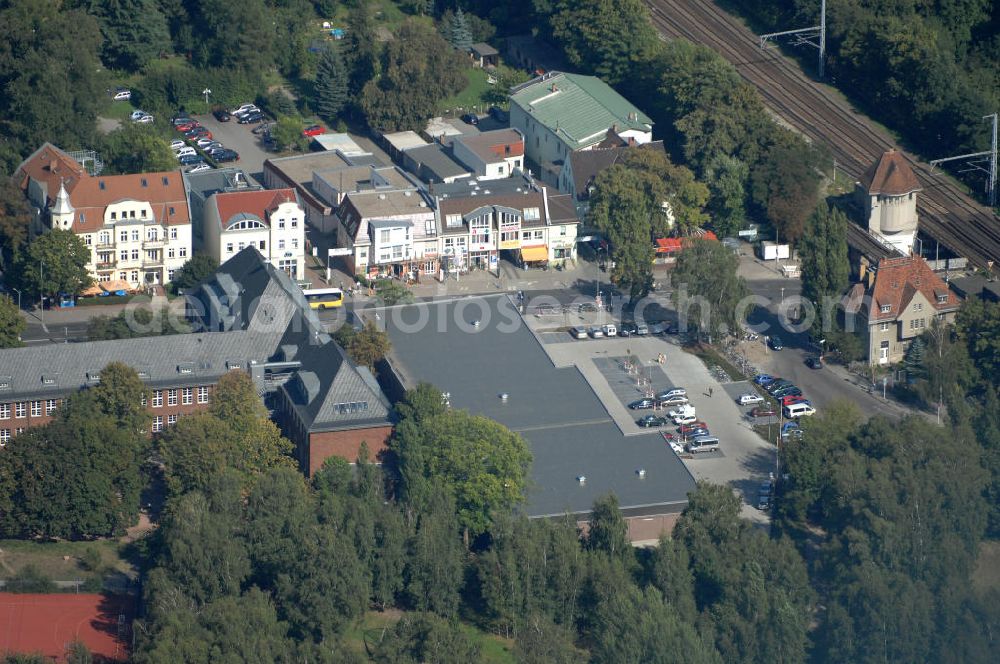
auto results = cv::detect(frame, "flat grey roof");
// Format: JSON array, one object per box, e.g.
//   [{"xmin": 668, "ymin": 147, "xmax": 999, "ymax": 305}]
[{"xmin": 381, "ymin": 295, "xmax": 695, "ymax": 518}]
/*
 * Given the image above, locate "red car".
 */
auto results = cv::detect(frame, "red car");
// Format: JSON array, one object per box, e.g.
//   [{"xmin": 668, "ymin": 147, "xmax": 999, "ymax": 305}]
[
  {"xmin": 781, "ymin": 395, "xmax": 810, "ymax": 406},
  {"xmin": 175, "ymin": 121, "xmax": 200, "ymax": 132},
  {"xmin": 749, "ymin": 406, "xmax": 778, "ymax": 418},
  {"xmin": 677, "ymin": 421, "xmax": 707, "ymax": 435},
  {"xmin": 302, "ymin": 124, "xmax": 326, "ymax": 137}
]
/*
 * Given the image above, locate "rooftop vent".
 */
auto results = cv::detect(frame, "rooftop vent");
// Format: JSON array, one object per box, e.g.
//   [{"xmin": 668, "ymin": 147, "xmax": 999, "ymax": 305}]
[
  {"xmin": 636, "ymin": 468, "xmax": 647, "ymax": 479},
  {"xmin": 404, "ymin": 191, "xmax": 412, "ymax": 196},
  {"xmin": 499, "ymin": 392, "xmax": 509, "ymax": 402},
  {"xmin": 419, "ymin": 201, "xmax": 427, "ymax": 207},
  {"xmin": 471, "ymin": 320, "xmax": 481, "ymax": 328},
  {"xmin": 576, "ymin": 475, "xmax": 586, "ymax": 485},
  {"xmin": 378, "ymin": 193, "xmax": 387, "ymax": 200}
]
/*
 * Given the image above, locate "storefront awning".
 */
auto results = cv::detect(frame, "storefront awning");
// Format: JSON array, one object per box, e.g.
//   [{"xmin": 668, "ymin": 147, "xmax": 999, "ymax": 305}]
[{"xmin": 521, "ymin": 245, "xmax": 548, "ymax": 262}]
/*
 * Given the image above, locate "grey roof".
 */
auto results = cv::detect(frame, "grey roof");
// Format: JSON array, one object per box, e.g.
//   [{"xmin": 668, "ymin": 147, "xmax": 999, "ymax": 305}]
[
  {"xmin": 428, "ymin": 173, "xmax": 538, "ymax": 200},
  {"xmin": 0, "ymin": 329, "xmax": 279, "ymax": 402},
  {"xmin": 470, "ymin": 42, "xmax": 499, "ymax": 56},
  {"xmin": 381, "ymin": 295, "xmax": 695, "ymax": 518},
  {"xmin": 403, "ymin": 144, "xmax": 471, "ymax": 183}
]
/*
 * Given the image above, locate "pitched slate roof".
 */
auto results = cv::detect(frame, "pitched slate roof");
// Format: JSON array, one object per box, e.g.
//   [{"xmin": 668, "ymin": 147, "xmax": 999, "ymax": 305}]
[
  {"xmin": 510, "ymin": 72, "xmax": 652, "ymax": 150},
  {"xmin": 860, "ymin": 150, "xmax": 921, "ymax": 197}
]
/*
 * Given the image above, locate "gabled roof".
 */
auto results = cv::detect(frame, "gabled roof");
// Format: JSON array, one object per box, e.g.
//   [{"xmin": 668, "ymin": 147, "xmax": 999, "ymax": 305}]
[
  {"xmin": 860, "ymin": 150, "xmax": 921, "ymax": 197},
  {"xmin": 510, "ymin": 72, "xmax": 652, "ymax": 151},
  {"xmin": 211, "ymin": 188, "xmax": 299, "ymax": 230},
  {"xmin": 13, "ymin": 143, "xmax": 87, "ymax": 204},
  {"xmin": 68, "ymin": 170, "xmax": 191, "ymax": 232},
  {"xmin": 858, "ymin": 256, "xmax": 961, "ymax": 322},
  {"xmin": 451, "ymin": 129, "xmax": 525, "ymax": 164},
  {"xmin": 568, "ymin": 141, "xmax": 666, "ymax": 200}
]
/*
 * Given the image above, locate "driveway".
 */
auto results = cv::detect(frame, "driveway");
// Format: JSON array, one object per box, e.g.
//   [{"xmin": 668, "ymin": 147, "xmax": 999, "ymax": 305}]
[{"xmin": 190, "ymin": 115, "xmax": 271, "ymax": 179}]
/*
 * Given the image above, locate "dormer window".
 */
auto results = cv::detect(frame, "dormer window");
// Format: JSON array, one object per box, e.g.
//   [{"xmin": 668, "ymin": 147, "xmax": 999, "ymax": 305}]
[
  {"xmin": 177, "ymin": 362, "xmax": 195, "ymax": 375},
  {"xmin": 99, "ymin": 181, "xmax": 106, "ymax": 190},
  {"xmin": 141, "ymin": 178, "xmax": 148, "ymax": 188},
  {"xmin": 937, "ymin": 294, "xmax": 948, "ymax": 304},
  {"xmin": 42, "ymin": 374, "xmax": 59, "ymax": 385},
  {"xmin": 110, "ymin": 212, "xmax": 117, "ymax": 220},
  {"xmin": 86, "ymin": 372, "xmax": 101, "ymax": 383},
  {"xmin": 0, "ymin": 375, "xmax": 11, "ymax": 391},
  {"xmin": 880, "ymin": 304, "xmax": 891, "ymax": 313}
]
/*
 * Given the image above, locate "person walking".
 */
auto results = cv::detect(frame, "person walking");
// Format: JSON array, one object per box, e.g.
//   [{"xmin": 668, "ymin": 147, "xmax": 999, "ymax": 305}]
[{"xmin": 709, "ymin": 387, "xmax": 714, "ymax": 397}]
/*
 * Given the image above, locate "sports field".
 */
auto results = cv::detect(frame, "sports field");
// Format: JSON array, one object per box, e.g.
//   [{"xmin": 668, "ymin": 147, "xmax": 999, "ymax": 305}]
[{"xmin": 0, "ymin": 593, "xmax": 133, "ymax": 662}]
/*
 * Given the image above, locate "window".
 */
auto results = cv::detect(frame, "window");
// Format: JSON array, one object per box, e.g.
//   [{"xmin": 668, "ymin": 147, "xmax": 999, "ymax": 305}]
[
  {"xmin": 120, "ymin": 230, "xmax": 128, "ymax": 242},
  {"xmin": 15, "ymin": 428, "xmax": 23, "ymax": 435},
  {"xmin": 278, "ymin": 239, "xmax": 285, "ymax": 250},
  {"xmin": 0, "ymin": 429, "xmax": 8, "ymax": 446},
  {"xmin": 30, "ymin": 401, "xmax": 41, "ymax": 417},
  {"xmin": 169, "ymin": 207, "xmax": 175, "ymax": 215},
  {"xmin": 181, "ymin": 388, "xmax": 192, "ymax": 405},
  {"xmin": 446, "ymin": 214, "xmax": 462, "ymax": 228},
  {"xmin": 110, "ymin": 212, "xmax": 117, "ymax": 220},
  {"xmin": 0, "ymin": 404, "xmax": 8, "ymax": 420},
  {"xmin": 523, "ymin": 207, "xmax": 540, "ymax": 220},
  {"xmin": 534, "ymin": 230, "xmax": 544, "ymax": 239},
  {"xmin": 15, "ymin": 403, "xmax": 25, "ymax": 418},
  {"xmin": 151, "ymin": 416, "xmax": 162, "ymax": 433},
  {"xmin": 197, "ymin": 386, "xmax": 209, "ymax": 404},
  {"xmin": 559, "ymin": 226, "xmax": 567, "ymax": 236},
  {"xmin": 170, "ymin": 228, "xmax": 177, "ymax": 240},
  {"xmin": 130, "ymin": 270, "xmax": 139, "ymax": 283},
  {"xmin": 146, "ymin": 250, "xmax": 158, "ymax": 262},
  {"xmin": 167, "ymin": 414, "xmax": 177, "ymax": 425},
  {"xmin": 167, "ymin": 269, "xmax": 175, "ymax": 281},
  {"xmin": 291, "ymin": 219, "xmax": 298, "ymax": 228},
  {"xmin": 879, "ymin": 322, "xmax": 890, "ymax": 332},
  {"xmin": 141, "ymin": 394, "xmax": 146, "ymax": 407},
  {"xmin": 937, "ymin": 294, "xmax": 948, "ymax": 304},
  {"xmin": 914, "ymin": 303, "xmax": 923, "ymax": 311},
  {"xmin": 379, "ymin": 229, "xmax": 390, "ymax": 243},
  {"xmin": 168, "ymin": 248, "xmax": 175, "ymax": 259},
  {"xmin": 140, "ymin": 209, "xmax": 146, "ymax": 218},
  {"xmin": 131, "ymin": 249, "xmax": 140, "ymax": 261},
  {"xmin": 131, "ymin": 229, "xmax": 140, "ymax": 241},
  {"xmin": 99, "ymin": 232, "xmax": 110, "ymax": 245},
  {"xmin": 277, "ymin": 218, "xmax": 285, "ymax": 229},
  {"xmin": 880, "ymin": 304, "xmax": 891, "ymax": 313},
  {"xmin": 522, "ymin": 231, "xmax": 531, "ymax": 240},
  {"xmin": 259, "ymin": 241, "xmax": 266, "ymax": 251},
  {"xmin": 392, "ymin": 245, "xmax": 403, "ymax": 259},
  {"xmin": 179, "ymin": 248, "xmax": 187, "ymax": 258},
  {"xmin": 227, "ymin": 243, "xmax": 234, "ymax": 253},
  {"xmin": 152, "ymin": 390, "xmax": 162, "ymax": 407},
  {"xmin": 147, "ymin": 229, "xmax": 158, "ymax": 241},
  {"xmin": 141, "ymin": 178, "xmax": 148, "ymax": 188},
  {"xmin": 425, "ymin": 219, "xmax": 436, "ymax": 235},
  {"xmin": 120, "ymin": 250, "xmax": 129, "ymax": 262},
  {"xmin": 167, "ymin": 389, "xmax": 177, "ymax": 406},
  {"xmin": 47, "ymin": 399, "xmax": 60, "ymax": 416}
]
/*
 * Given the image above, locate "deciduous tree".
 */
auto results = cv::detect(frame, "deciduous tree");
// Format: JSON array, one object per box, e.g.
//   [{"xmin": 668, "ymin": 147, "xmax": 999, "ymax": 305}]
[
  {"xmin": 671, "ymin": 239, "xmax": 749, "ymax": 341},
  {"xmin": 0, "ymin": 295, "xmax": 25, "ymax": 348},
  {"xmin": 171, "ymin": 254, "xmax": 219, "ymax": 291},
  {"xmin": 90, "ymin": 0, "xmax": 170, "ymax": 71},
  {"xmin": 9, "ymin": 229, "xmax": 92, "ymax": 300},
  {"xmin": 799, "ymin": 204, "xmax": 850, "ymax": 309}
]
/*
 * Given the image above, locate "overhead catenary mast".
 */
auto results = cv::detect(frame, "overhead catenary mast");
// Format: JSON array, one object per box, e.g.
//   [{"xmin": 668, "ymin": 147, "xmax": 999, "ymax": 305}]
[
  {"xmin": 930, "ymin": 113, "xmax": 998, "ymax": 208},
  {"xmin": 758, "ymin": 0, "xmax": 827, "ymax": 79}
]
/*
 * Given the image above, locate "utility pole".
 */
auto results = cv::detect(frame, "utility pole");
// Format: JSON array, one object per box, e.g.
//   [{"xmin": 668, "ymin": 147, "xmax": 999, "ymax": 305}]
[
  {"xmin": 759, "ymin": 0, "xmax": 827, "ymax": 79},
  {"xmin": 930, "ymin": 113, "xmax": 998, "ymax": 208}
]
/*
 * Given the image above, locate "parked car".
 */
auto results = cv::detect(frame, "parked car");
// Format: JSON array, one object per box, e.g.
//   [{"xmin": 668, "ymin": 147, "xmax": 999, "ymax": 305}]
[
  {"xmin": 130, "ymin": 110, "xmax": 149, "ymax": 121},
  {"xmin": 175, "ymin": 119, "xmax": 199, "ymax": 130},
  {"xmin": 678, "ymin": 421, "xmax": 708, "ymax": 435},
  {"xmin": 195, "ymin": 137, "xmax": 216, "ymax": 148},
  {"xmin": 628, "ymin": 398, "xmax": 655, "ymax": 410},
  {"xmin": 238, "ymin": 111, "xmax": 265, "ymax": 124},
  {"xmin": 634, "ymin": 324, "xmax": 649, "ymax": 335},
  {"xmin": 112, "ymin": 88, "xmax": 131, "ymax": 101},
  {"xmin": 253, "ymin": 122, "xmax": 275, "ymax": 135},
  {"xmin": 133, "ymin": 114, "xmax": 154, "ymax": 124},
  {"xmin": 772, "ymin": 386, "xmax": 803, "ymax": 399},
  {"xmin": 602, "ymin": 324, "xmax": 617, "ymax": 337},
  {"xmin": 637, "ymin": 415, "xmax": 667, "ymax": 428},
  {"xmin": 758, "ymin": 479, "xmax": 774, "ymax": 511},
  {"xmin": 213, "ymin": 108, "xmax": 232, "ymax": 122},
  {"xmin": 749, "ymin": 406, "xmax": 778, "ymax": 418},
  {"xmin": 169, "ymin": 139, "xmax": 186, "ymax": 150},
  {"xmin": 780, "ymin": 395, "xmax": 811, "ymax": 407},
  {"xmin": 669, "ymin": 404, "xmax": 696, "ymax": 419},
  {"xmin": 768, "ymin": 335, "xmax": 784, "ymax": 351},
  {"xmin": 737, "ymin": 393, "xmax": 764, "ymax": 405},
  {"xmin": 171, "ymin": 114, "xmax": 191, "ymax": 125},
  {"xmin": 673, "ymin": 413, "xmax": 698, "ymax": 426},
  {"xmin": 461, "ymin": 113, "xmax": 479, "ymax": 125},
  {"xmin": 178, "ymin": 154, "xmax": 204, "ymax": 166},
  {"xmin": 231, "ymin": 103, "xmax": 259, "ymax": 116},
  {"xmin": 684, "ymin": 427, "xmax": 710, "ymax": 438},
  {"xmin": 657, "ymin": 388, "xmax": 687, "ymax": 400},
  {"xmin": 213, "ymin": 149, "xmax": 239, "ymax": 163},
  {"xmin": 659, "ymin": 395, "xmax": 689, "ymax": 407},
  {"xmin": 766, "ymin": 380, "xmax": 794, "ymax": 394},
  {"xmin": 753, "ymin": 373, "xmax": 776, "ymax": 385},
  {"xmin": 568, "ymin": 327, "xmax": 588, "ymax": 340},
  {"xmin": 806, "ymin": 356, "xmax": 824, "ymax": 369},
  {"xmin": 686, "ymin": 436, "xmax": 720, "ymax": 454},
  {"xmin": 619, "ymin": 322, "xmax": 637, "ymax": 337},
  {"xmin": 589, "ymin": 327, "xmax": 604, "ymax": 339},
  {"xmin": 302, "ymin": 124, "xmax": 326, "ymax": 137},
  {"xmin": 578, "ymin": 302, "xmax": 598, "ymax": 313},
  {"xmin": 184, "ymin": 127, "xmax": 210, "ymax": 138},
  {"xmin": 187, "ymin": 163, "xmax": 212, "ymax": 173}
]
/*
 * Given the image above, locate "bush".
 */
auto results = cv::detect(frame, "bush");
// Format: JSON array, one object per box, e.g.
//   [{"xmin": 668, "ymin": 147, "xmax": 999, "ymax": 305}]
[
  {"xmin": 7, "ymin": 565, "xmax": 57, "ymax": 593},
  {"xmin": 79, "ymin": 546, "xmax": 103, "ymax": 572}
]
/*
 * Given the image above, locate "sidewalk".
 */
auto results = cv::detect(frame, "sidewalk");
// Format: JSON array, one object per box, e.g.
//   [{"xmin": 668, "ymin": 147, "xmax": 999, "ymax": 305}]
[{"xmin": 21, "ymin": 293, "xmax": 180, "ymax": 327}]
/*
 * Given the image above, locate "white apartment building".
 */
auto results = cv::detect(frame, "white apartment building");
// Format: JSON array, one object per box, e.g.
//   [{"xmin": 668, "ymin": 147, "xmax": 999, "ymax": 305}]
[
  {"xmin": 203, "ymin": 188, "xmax": 306, "ymax": 280},
  {"xmin": 450, "ymin": 129, "xmax": 525, "ymax": 180}
]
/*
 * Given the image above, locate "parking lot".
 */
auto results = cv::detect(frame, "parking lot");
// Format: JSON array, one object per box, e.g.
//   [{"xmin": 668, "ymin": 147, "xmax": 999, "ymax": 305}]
[
  {"xmin": 188, "ymin": 114, "xmax": 272, "ymax": 177},
  {"xmin": 528, "ymin": 314, "xmax": 775, "ymax": 523}
]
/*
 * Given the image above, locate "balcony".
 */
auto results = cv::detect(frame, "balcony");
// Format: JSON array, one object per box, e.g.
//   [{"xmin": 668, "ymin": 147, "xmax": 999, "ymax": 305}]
[
  {"xmin": 95, "ymin": 243, "xmax": 115, "ymax": 251},
  {"xmin": 95, "ymin": 260, "xmax": 117, "ymax": 271},
  {"xmin": 143, "ymin": 238, "xmax": 167, "ymax": 248},
  {"xmin": 142, "ymin": 258, "xmax": 164, "ymax": 268}
]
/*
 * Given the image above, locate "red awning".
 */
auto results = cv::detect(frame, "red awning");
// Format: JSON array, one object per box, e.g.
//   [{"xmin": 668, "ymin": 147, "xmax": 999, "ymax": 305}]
[{"xmin": 655, "ymin": 238, "xmax": 683, "ymax": 254}]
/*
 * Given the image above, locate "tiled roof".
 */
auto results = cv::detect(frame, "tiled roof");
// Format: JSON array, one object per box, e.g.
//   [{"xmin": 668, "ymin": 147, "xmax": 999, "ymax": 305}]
[
  {"xmin": 211, "ymin": 188, "xmax": 298, "ymax": 230},
  {"xmin": 13, "ymin": 143, "xmax": 87, "ymax": 204},
  {"xmin": 510, "ymin": 72, "xmax": 652, "ymax": 150},
  {"xmin": 863, "ymin": 256, "xmax": 961, "ymax": 321},
  {"xmin": 69, "ymin": 170, "xmax": 191, "ymax": 232},
  {"xmin": 546, "ymin": 193, "xmax": 579, "ymax": 224},
  {"xmin": 438, "ymin": 191, "xmax": 546, "ymax": 220},
  {"xmin": 569, "ymin": 141, "xmax": 666, "ymax": 200},
  {"xmin": 452, "ymin": 129, "xmax": 525, "ymax": 164},
  {"xmin": 859, "ymin": 150, "xmax": 921, "ymax": 196}
]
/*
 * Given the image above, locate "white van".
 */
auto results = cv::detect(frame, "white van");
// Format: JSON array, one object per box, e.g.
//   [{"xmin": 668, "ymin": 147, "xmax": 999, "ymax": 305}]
[
  {"xmin": 602, "ymin": 324, "xmax": 617, "ymax": 337},
  {"xmin": 783, "ymin": 403, "xmax": 816, "ymax": 418},
  {"xmin": 175, "ymin": 146, "xmax": 196, "ymax": 158}
]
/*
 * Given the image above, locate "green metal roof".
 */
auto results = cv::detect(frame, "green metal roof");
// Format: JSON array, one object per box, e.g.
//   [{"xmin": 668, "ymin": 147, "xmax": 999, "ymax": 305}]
[{"xmin": 510, "ymin": 72, "xmax": 653, "ymax": 150}]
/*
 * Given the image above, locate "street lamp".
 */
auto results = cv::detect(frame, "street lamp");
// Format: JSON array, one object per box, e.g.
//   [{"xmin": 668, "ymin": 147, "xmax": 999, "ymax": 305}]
[
  {"xmin": 11, "ymin": 287, "xmax": 21, "ymax": 311},
  {"xmin": 38, "ymin": 260, "xmax": 44, "ymax": 324},
  {"xmin": 202, "ymin": 88, "xmax": 212, "ymax": 107}
]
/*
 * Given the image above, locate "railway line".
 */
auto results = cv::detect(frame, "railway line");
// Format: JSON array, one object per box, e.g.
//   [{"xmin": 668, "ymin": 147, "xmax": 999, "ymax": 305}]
[{"xmin": 645, "ymin": 0, "xmax": 1000, "ymax": 268}]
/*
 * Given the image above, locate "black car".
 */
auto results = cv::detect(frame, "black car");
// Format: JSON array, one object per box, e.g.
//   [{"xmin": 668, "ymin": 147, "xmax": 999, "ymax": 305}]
[
  {"xmin": 460, "ymin": 113, "xmax": 479, "ymax": 125},
  {"xmin": 620, "ymin": 322, "xmax": 638, "ymax": 337},
  {"xmin": 628, "ymin": 398, "xmax": 655, "ymax": 410},
  {"xmin": 637, "ymin": 415, "xmax": 667, "ymax": 428},
  {"xmin": 213, "ymin": 149, "xmax": 239, "ymax": 163},
  {"xmin": 768, "ymin": 335, "xmax": 784, "ymax": 351},
  {"xmin": 178, "ymin": 154, "xmax": 204, "ymax": 166},
  {"xmin": 578, "ymin": 302, "xmax": 598, "ymax": 313},
  {"xmin": 238, "ymin": 112, "xmax": 265, "ymax": 124},
  {"xmin": 806, "ymin": 356, "xmax": 823, "ymax": 369},
  {"xmin": 213, "ymin": 108, "xmax": 231, "ymax": 122},
  {"xmin": 489, "ymin": 106, "xmax": 509, "ymax": 123}
]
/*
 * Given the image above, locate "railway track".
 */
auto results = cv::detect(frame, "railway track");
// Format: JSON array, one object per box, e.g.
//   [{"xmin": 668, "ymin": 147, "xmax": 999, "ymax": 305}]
[{"xmin": 645, "ymin": 0, "xmax": 1000, "ymax": 268}]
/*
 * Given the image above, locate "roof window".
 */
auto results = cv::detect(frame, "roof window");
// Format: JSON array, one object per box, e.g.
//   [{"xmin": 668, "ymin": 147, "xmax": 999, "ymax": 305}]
[
  {"xmin": 0, "ymin": 375, "xmax": 11, "ymax": 391},
  {"xmin": 880, "ymin": 304, "xmax": 891, "ymax": 313},
  {"xmin": 86, "ymin": 372, "xmax": 101, "ymax": 383},
  {"xmin": 177, "ymin": 362, "xmax": 195, "ymax": 375},
  {"xmin": 162, "ymin": 176, "xmax": 169, "ymax": 185},
  {"xmin": 226, "ymin": 360, "xmax": 243, "ymax": 370},
  {"xmin": 42, "ymin": 373, "xmax": 59, "ymax": 385},
  {"xmin": 141, "ymin": 178, "xmax": 148, "ymax": 188},
  {"xmin": 334, "ymin": 401, "xmax": 369, "ymax": 414}
]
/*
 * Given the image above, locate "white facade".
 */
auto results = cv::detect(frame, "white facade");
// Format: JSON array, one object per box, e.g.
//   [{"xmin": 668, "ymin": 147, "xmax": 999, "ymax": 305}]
[{"xmin": 204, "ymin": 194, "xmax": 306, "ymax": 280}]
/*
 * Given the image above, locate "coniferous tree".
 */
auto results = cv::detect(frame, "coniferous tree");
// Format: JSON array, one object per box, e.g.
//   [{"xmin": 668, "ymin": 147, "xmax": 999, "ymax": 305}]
[
  {"xmin": 314, "ymin": 43, "xmax": 349, "ymax": 123},
  {"xmin": 449, "ymin": 8, "xmax": 473, "ymax": 50}
]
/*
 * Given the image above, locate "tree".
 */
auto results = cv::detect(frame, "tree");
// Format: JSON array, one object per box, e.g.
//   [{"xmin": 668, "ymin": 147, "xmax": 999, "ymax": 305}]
[
  {"xmin": 548, "ymin": 0, "xmax": 661, "ymax": 85},
  {"xmin": 344, "ymin": 1, "xmax": 379, "ymax": 98},
  {"xmin": 65, "ymin": 641, "xmax": 92, "ymax": 664},
  {"xmin": 585, "ymin": 494, "xmax": 630, "ymax": 563},
  {"xmin": 703, "ymin": 155, "xmax": 748, "ymax": 238},
  {"xmin": 514, "ymin": 613, "xmax": 580, "ymax": 664},
  {"xmin": 359, "ymin": 19, "xmax": 466, "ymax": 131},
  {"xmin": 88, "ymin": 306, "xmax": 190, "ymax": 340},
  {"xmin": 157, "ymin": 414, "xmax": 240, "ymax": 495},
  {"xmin": 0, "ymin": 173, "xmax": 31, "ymax": 260},
  {"xmin": 191, "ymin": 0, "xmax": 275, "ymax": 72},
  {"xmin": 904, "ymin": 335, "xmax": 927, "ymax": 380},
  {"xmin": 372, "ymin": 613, "xmax": 480, "ymax": 664},
  {"xmin": 91, "ymin": 361, "xmax": 150, "ymax": 433},
  {"xmin": 270, "ymin": 115, "xmax": 310, "ymax": 152},
  {"xmin": 9, "ymin": 229, "xmax": 92, "ymax": 300},
  {"xmin": 404, "ymin": 489, "xmax": 465, "ymax": 616},
  {"xmin": 956, "ymin": 298, "xmax": 1000, "ymax": 387},
  {"xmin": 0, "ymin": 295, "xmax": 25, "ymax": 348},
  {"xmin": 335, "ymin": 320, "xmax": 391, "ymax": 371},
  {"xmin": 374, "ymin": 279, "xmax": 415, "ymax": 305},
  {"xmin": 393, "ymin": 408, "xmax": 531, "ymax": 538},
  {"xmin": 671, "ymin": 239, "xmax": 750, "ymax": 341},
  {"xmin": 100, "ymin": 124, "xmax": 179, "ymax": 175},
  {"xmin": 448, "ymin": 8, "xmax": 473, "ymax": 51},
  {"xmin": 750, "ymin": 134, "xmax": 823, "ymax": 244},
  {"xmin": 90, "ymin": 0, "xmax": 170, "ymax": 71},
  {"xmin": 171, "ymin": 254, "xmax": 219, "ymax": 291},
  {"xmin": 799, "ymin": 204, "xmax": 850, "ymax": 312},
  {"xmin": 314, "ymin": 43, "xmax": 350, "ymax": 123}
]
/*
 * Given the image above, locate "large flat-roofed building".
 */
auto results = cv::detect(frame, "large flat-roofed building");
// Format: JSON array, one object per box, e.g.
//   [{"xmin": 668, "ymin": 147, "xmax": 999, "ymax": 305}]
[{"xmin": 379, "ymin": 295, "xmax": 695, "ymax": 540}]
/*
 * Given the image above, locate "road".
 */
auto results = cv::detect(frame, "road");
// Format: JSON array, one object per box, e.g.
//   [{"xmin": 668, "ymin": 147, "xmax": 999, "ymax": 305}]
[{"xmin": 644, "ymin": 0, "xmax": 1000, "ymax": 268}]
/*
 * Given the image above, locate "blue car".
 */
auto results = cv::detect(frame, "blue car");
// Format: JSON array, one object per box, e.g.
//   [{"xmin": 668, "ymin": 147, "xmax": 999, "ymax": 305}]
[
  {"xmin": 754, "ymin": 374, "xmax": 776, "ymax": 385},
  {"xmin": 781, "ymin": 421, "xmax": 800, "ymax": 434}
]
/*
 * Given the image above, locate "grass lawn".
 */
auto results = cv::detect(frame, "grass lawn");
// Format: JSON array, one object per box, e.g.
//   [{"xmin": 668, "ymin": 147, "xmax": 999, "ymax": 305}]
[
  {"xmin": 971, "ymin": 540, "xmax": 1000, "ymax": 594},
  {"xmin": 0, "ymin": 539, "xmax": 128, "ymax": 582},
  {"xmin": 438, "ymin": 68, "xmax": 492, "ymax": 116},
  {"xmin": 343, "ymin": 611, "xmax": 515, "ymax": 662}
]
